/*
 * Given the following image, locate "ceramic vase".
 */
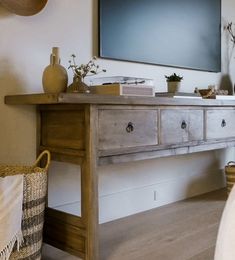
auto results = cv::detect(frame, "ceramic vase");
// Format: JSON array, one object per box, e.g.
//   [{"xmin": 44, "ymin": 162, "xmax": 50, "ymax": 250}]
[
  {"xmin": 42, "ymin": 47, "xmax": 68, "ymax": 93},
  {"xmin": 67, "ymin": 76, "xmax": 90, "ymax": 93}
]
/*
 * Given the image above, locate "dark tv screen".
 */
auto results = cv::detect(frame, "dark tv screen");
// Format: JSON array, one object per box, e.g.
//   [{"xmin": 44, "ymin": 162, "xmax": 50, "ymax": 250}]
[{"xmin": 99, "ymin": 0, "xmax": 221, "ymax": 72}]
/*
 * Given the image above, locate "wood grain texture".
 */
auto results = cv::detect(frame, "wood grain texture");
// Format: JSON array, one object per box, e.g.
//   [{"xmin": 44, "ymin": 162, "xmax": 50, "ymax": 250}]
[
  {"xmin": 5, "ymin": 93, "xmax": 59, "ymax": 105},
  {"xmin": 5, "ymin": 93, "xmax": 235, "ymax": 106},
  {"xmin": 160, "ymin": 109, "xmax": 203, "ymax": 145},
  {"xmin": 98, "ymin": 139, "xmax": 235, "ymax": 165},
  {"xmin": 81, "ymin": 105, "xmax": 99, "ymax": 260},
  {"xmin": 206, "ymin": 109, "xmax": 235, "ymax": 140},
  {"xmin": 42, "ymin": 189, "xmax": 226, "ymax": 260},
  {"xmin": 41, "ymin": 109, "xmax": 85, "ymax": 149},
  {"xmin": 98, "ymin": 109, "xmax": 158, "ymax": 150},
  {"xmin": 99, "ymin": 189, "xmax": 226, "ymax": 260},
  {"xmin": 43, "ymin": 208, "xmax": 86, "ymax": 258}
]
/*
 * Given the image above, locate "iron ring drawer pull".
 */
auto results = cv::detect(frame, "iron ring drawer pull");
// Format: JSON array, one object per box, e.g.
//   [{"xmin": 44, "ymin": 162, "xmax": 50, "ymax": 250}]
[
  {"xmin": 181, "ymin": 120, "xmax": 187, "ymax": 129},
  {"xmin": 221, "ymin": 119, "xmax": 226, "ymax": 128},
  {"xmin": 126, "ymin": 122, "xmax": 134, "ymax": 133}
]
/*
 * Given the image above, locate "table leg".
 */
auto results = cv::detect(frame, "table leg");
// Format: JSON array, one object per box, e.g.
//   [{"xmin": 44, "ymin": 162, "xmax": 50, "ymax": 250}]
[{"xmin": 81, "ymin": 105, "xmax": 99, "ymax": 260}]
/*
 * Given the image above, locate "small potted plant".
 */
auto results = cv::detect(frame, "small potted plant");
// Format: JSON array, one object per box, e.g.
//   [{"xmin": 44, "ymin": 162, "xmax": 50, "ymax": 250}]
[
  {"xmin": 165, "ymin": 73, "xmax": 183, "ymax": 93},
  {"xmin": 67, "ymin": 54, "xmax": 106, "ymax": 93}
]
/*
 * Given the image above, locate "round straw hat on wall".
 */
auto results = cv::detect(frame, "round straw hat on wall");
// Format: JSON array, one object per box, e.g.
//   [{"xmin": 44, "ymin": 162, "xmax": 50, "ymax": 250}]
[{"xmin": 0, "ymin": 0, "xmax": 48, "ymax": 16}]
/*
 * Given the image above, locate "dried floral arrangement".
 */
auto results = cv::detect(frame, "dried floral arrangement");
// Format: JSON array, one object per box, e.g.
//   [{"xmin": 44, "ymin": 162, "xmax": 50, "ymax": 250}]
[{"xmin": 68, "ymin": 54, "xmax": 106, "ymax": 81}]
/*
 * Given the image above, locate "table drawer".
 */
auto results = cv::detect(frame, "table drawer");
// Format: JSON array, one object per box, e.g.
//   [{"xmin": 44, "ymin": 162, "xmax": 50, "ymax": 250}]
[
  {"xmin": 98, "ymin": 109, "xmax": 158, "ymax": 150},
  {"xmin": 206, "ymin": 109, "xmax": 235, "ymax": 139},
  {"xmin": 160, "ymin": 109, "xmax": 203, "ymax": 145}
]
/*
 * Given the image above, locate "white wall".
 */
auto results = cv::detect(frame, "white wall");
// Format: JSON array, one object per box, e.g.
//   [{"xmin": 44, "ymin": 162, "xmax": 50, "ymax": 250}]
[{"xmin": 0, "ymin": 0, "xmax": 235, "ymax": 223}]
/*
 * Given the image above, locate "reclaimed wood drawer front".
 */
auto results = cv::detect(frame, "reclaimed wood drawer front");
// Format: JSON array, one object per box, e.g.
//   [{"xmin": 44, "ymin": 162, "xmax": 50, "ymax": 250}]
[
  {"xmin": 98, "ymin": 109, "xmax": 158, "ymax": 150},
  {"xmin": 160, "ymin": 109, "xmax": 203, "ymax": 144},
  {"xmin": 41, "ymin": 110, "xmax": 85, "ymax": 149},
  {"xmin": 206, "ymin": 109, "xmax": 235, "ymax": 139}
]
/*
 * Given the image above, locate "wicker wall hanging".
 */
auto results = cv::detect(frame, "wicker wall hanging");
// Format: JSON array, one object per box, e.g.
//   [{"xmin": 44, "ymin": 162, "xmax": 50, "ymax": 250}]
[{"xmin": 0, "ymin": 0, "xmax": 48, "ymax": 16}]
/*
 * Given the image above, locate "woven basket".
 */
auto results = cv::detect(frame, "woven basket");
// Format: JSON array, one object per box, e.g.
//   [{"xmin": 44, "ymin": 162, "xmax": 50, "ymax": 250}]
[
  {"xmin": 225, "ymin": 161, "xmax": 235, "ymax": 195},
  {"xmin": 0, "ymin": 150, "xmax": 50, "ymax": 260}
]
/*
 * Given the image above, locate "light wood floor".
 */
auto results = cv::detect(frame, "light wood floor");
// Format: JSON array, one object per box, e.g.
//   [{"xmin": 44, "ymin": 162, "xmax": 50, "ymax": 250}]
[{"xmin": 42, "ymin": 188, "xmax": 227, "ymax": 260}]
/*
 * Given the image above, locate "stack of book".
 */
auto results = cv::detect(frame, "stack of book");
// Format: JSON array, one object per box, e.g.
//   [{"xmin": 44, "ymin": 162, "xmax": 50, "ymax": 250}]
[{"xmin": 90, "ymin": 76, "xmax": 155, "ymax": 97}]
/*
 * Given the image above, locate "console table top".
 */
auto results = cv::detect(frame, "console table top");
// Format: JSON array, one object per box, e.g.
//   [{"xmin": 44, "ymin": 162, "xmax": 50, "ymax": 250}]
[{"xmin": 4, "ymin": 93, "xmax": 235, "ymax": 106}]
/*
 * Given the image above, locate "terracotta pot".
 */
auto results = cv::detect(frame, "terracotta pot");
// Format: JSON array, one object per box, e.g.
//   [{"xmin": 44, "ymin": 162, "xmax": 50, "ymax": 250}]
[
  {"xmin": 167, "ymin": 81, "xmax": 181, "ymax": 93},
  {"xmin": 0, "ymin": 0, "xmax": 48, "ymax": 16}
]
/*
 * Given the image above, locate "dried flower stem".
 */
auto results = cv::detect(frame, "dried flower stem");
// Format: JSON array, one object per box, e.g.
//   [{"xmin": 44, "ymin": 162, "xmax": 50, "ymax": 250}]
[
  {"xmin": 68, "ymin": 54, "xmax": 106, "ymax": 81},
  {"xmin": 226, "ymin": 22, "xmax": 235, "ymax": 45}
]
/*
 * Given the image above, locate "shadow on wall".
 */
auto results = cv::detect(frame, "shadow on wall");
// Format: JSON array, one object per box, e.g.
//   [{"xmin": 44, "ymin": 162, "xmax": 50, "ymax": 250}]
[
  {"xmin": 219, "ymin": 74, "xmax": 234, "ymax": 95},
  {"xmin": 0, "ymin": 58, "xmax": 36, "ymax": 164},
  {"xmin": 0, "ymin": 57, "xmax": 28, "ymax": 97}
]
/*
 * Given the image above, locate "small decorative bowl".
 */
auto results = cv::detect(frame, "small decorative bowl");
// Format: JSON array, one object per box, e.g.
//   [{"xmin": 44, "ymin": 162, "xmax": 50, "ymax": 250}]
[{"xmin": 195, "ymin": 88, "xmax": 214, "ymax": 98}]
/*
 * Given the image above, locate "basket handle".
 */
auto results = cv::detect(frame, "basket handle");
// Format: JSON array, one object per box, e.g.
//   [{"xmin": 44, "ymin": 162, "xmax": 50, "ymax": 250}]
[
  {"xmin": 227, "ymin": 161, "xmax": 235, "ymax": 166},
  {"xmin": 34, "ymin": 150, "xmax": 51, "ymax": 170}
]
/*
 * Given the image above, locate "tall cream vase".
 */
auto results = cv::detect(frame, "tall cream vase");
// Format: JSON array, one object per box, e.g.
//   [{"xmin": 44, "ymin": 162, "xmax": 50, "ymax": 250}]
[{"xmin": 42, "ymin": 47, "xmax": 68, "ymax": 93}]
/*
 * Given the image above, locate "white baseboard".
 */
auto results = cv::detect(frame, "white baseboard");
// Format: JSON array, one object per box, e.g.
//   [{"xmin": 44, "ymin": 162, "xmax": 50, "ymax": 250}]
[{"xmin": 54, "ymin": 168, "xmax": 225, "ymax": 223}]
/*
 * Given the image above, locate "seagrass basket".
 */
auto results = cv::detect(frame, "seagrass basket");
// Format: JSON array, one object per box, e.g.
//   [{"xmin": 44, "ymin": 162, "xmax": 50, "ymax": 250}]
[
  {"xmin": 225, "ymin": 161, "xmax": 235, "ymax": 195},
  {"xmin": 0, "ymin": 150, "xmax": 50, "ymax": 260}
]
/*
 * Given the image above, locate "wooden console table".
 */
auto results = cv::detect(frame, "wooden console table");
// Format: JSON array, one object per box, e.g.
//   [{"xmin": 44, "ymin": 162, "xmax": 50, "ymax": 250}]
[{"xmin": 5, "ymin": 93, "xmax": 235, "ymax": 260}]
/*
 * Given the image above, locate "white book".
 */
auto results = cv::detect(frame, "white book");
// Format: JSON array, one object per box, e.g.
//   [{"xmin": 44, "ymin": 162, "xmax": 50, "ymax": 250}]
[
  {"xmin": 215, "ymin": 95, "xmax": 235, "ymax": 100},
  {"xmin": 173, "ymin": 95, "xmax": 202, "ymax": 99},
  {"xmin": 155, "ymin": 92, "xmax": 202, "ymax": 99}
]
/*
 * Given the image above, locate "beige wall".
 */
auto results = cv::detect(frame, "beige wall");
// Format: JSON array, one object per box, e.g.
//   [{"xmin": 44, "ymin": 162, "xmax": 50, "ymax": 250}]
[{"xmin": 0, "ymin": 0, "xmax": 235, "ymax": 223}]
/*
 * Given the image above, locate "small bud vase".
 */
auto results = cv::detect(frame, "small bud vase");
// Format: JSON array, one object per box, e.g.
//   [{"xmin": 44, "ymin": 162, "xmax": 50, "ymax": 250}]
[
  {"xmin": 42, "ymin": 47, "xmax": 68, "ymax": 93},
  {"xmin": 67, "ymin": 76, "xmax": 90, "ymax": 93}
]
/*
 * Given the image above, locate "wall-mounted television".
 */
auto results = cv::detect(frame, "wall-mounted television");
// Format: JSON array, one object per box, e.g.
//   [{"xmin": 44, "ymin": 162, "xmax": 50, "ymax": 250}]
[{"xmin": 99, "ymin": 0, "xmax": 221, "ymax": 72}]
